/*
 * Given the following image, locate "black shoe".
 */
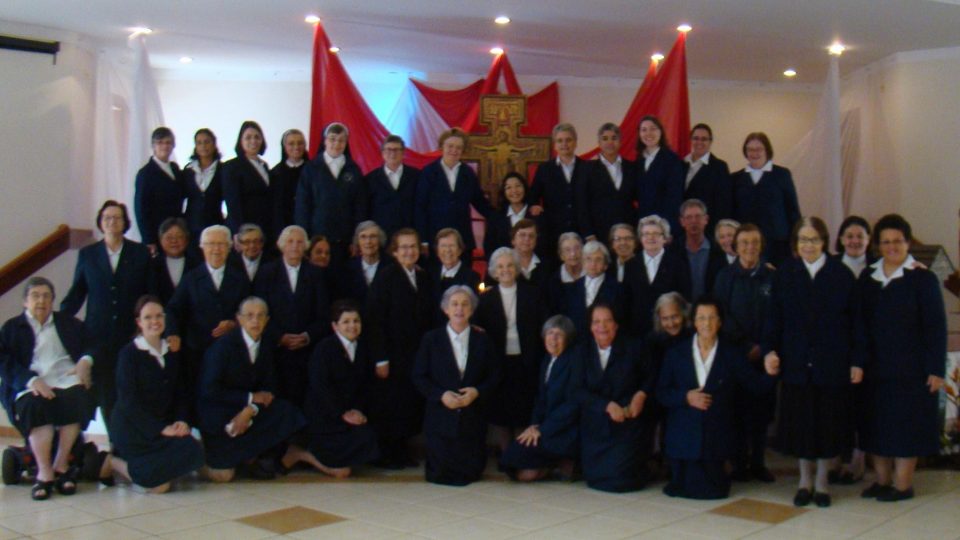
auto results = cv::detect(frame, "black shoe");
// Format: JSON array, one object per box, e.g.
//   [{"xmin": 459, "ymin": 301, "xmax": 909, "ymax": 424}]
[
  {"xmin": 861, "ymin": 482, "xmax": 892, "ymax": 498},
  {"xmin": 731, "ymin": 468, "xmax": 750, "ymax": 482},
  {"xmin": 836, "ymin": 471, "xmax": 861, "ymax": 485},
  {"xmin": 793, "ymin": 488, "xmax": 813, "ymax": 507},
  {"xmin": 877, "ymin": 487, "xmax": 914, "ymax": 502},
  {"xmin": 663, "ymin": 482, "xmax": 684, "ymax": 498},
  {"xmin": 54, "ymin": 467, "xmax": 78, "ymax": 496},
  {"xmin": 813, "ymin": 491, "xmax": 831, "ymax": 507},
  {"xmin": 751, "ymin": 466, "xmax": 775, "ymax": 483}
]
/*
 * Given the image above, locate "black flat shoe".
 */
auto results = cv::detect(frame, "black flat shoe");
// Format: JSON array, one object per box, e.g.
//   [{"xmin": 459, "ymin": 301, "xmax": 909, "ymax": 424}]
[
  {"xmin": 813, "ymin": 491, "xmax": 831, "ymax": 507},
  {"xmin": 663, "ymin": 482, "xmax": 684, "ymax": 498},
  {"xmin": 861, "ymin": 483, "xmax": 892, "ymax": 498},
  {"xmin": 751, "ymin": 466, "xmax": 776, "ymax": 483},
  {"xmin": 31, "ymin": 480, "xmax": 54, "ymax": 501},
  {"xmin": 54, "ymin": 467, "xmax": 78, "ymax": 496},
  {"xmin": 836, "ymin": 471, "xmax": 861, "ymax": 485},
  {"xmin": 877, "ymin": 487, "xmax": 914, "ymax": 502},
  {"xmin": 793, "ymin": 488, "xmax": 813, "ymax": 507}
]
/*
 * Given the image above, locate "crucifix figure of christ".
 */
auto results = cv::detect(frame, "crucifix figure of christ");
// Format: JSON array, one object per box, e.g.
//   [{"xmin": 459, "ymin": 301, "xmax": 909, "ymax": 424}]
[{"xmin": 461, "ymin": 95, "xmax": 551, "ymax": 208}]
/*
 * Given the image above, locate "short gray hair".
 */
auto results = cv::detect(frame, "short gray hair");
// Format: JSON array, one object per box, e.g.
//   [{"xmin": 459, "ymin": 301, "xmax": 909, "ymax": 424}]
[
  {"xmin": 200, "ymin": 225, "xmax": 231, "ymax": 244},
  {"xmin": 276, "ymin": 225, "xmax": 308, "ymax": 249},
  {"xmin": 638, "ymin": 214, "xmax": 671, "ymax": 242},
  {"xmin": 552, "ymin": 122, "xmax": 577, "ymax": 140},
  {"xmin": 488, "ymin": 247, "xmax": 520, "ymax": 269},
  {"xmin": 608, "ymin": 223, "xmax": 635, "ymax": 244},
  {"xmin": 541, "ymin": 314, "xmax": 576, "ymax": 342},
  {"xmin": 582, "ymin": 240, "xmax": 610, "ymax": 265},
  {"xmin": 237, "ymin": 296, "xmax": 269, "ymax": 316},
  {"xmin": 714, "ymin": 219, "xmax": 741, "ymax": 239},
  {"xmin": 679, "ymin": 198, "xmax": 708, "ymax": 216},
  {"xmin": 557, "ymin": 231, "xmax": 583, "ymax": 257},
  {"xmin": 353, "ymin": 220, "xmax": 386, "ymax": 248},
  {"xmin": 440, "ymin": 285, "xmax": 478, "ymax": 312},
  {"xmin": 652, "ymin": 292, "xmax": 689, "ymax": 334},
  {"xmin": 23, "ymin": 276, "xmax": 55, "ymax": 300},
  {"xmin": 236, "ymin": 223, "xmax": 264, "ymax": 239}
]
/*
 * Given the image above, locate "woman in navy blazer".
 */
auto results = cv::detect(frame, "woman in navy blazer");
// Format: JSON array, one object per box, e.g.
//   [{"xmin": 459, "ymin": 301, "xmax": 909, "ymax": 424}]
[
  {"xmin": 110, "ymin": 296, "xmax": 204, "ymax": 493},
  {"xmin": 500, "ymin": 315, "xmax": 580, "ymax": 481},
  {"xmin": 270, "ymin": 129, "xmax": 309, "ymax": 231},
  {"xmin": 622, "ymin": 215, "xmax": 690, "ymax": 338},
  {"xmin": 302, "ymin": 300, "xmax": 380, "ymax": 477},
  {"xmin": 365, "ymin": 135, "xmax": 420, "ymax": 239},
  {"xmin": 415, "ymin": 128, "xmax": 495, "ymax": 258},
  {"xmin": 134, "ymin": 127, "xmax": 184, "ymax": 251},
  {"xmin": 182, "ymin": 128, "xmax": 224, "ymax": 245},
  {"xmin": 429, "ymin": 228, "xmax": 480, "ymax": 325},
  {"xmin": 683, "ymin": 124, "xmax": 733, "ymax": 239},
  {"xmin": 473, "ymin": 248, "xmax": 547, "ymax": 449},
  {"xmin": 413, "ymin": 285, "xmax": 501, "ymax": 486},
  {"xmin": 483, "ymin": 172, "xmax": 538, "ymax": 259},
  {"xmin": 529, "ymin": 123, "xmax": 585, "ymax": 265},
  {"xmin": 561, "ymin": 240, "xmax": 622, "ymax": 339},
  {"xmin": 61, "ymin": 200, "xmax": 152, "ymax": 427},
  {"xmin": 731, "ymin": 132, "xmax": 801, "ymax": 267},
  {"xmin": 149, "ymin": 218, "xmax": 200, "ymax": 305},
  {"xmin": 252, "ymin": 225, "xmax": 330, "ymax": 408},
  {"xmin": 635, "ymin": 116, "xmax": 685, "ymax": 234},
  {"xmin": 658, "ymin": 297, "xmax": 779, "ymax": 499},
  {"xmin": 578, "ymin": 123, "xmax": 636, "ymax": 244},
  {"xmin": 337, "ymin": 221, "xmax": 391, "ymax": 306},
  {"xmin": 762, "ymin": 218, "xmax": 857, "ymax": 507},
  {"xmin": 571, "ymin": 303, "xmax": 652, "ymax": 492},
  {"xmin": 855, "ymin": 214, "xmax": 947, "ymax": 502},
  {"xmin": 223, "ymin": 121, "xmax": 277, "ymax": 242}
]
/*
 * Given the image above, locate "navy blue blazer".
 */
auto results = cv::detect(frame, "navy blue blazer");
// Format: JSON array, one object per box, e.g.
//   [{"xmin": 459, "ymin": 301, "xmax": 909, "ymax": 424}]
[
  {"xmin": 270, "ymin": 161, "xmax": 305, "ymax": 231},
  {"xmin": 657, "ymin": 336, "xmax": 775, "ymax": 460},
  {"xmin": 226, "ymin": 250, "xmax": 276, "ymax": 286},
  {"xmin": 415, "ymin": 159, "xmax": 494, "ymax": 252},
  {"xmin": 529, "ymin": 158, "xmax": 586, "ymax": 243},
  {"xmin": 336, "ymin": 256, "xmax": 392, "ymax": 305},
  {"xmin": 529, "ymin": 350, "xmax": 580, "ymax": 456},
  {"xmin": 683, "ymin": 155, "xmax": 732, "ymax": 235},
  {"xmin": 854, "ymin": 267, "xmax": 947, "ymax": 380},
  {"xmin": 365, "ymin": 263, "xmax": 435, "ymax": 364},
  {"xmin": 570, "ymin": 337, "xmax": 650, "ymax": 435},
  {"xmin": 222, "ymin": 156, "xmax": 277, "ymax": 240},
  {"xmin": 713, "ymin": 260, "xmax": 775, "ymax": 347},
  {"xmin": 483, "ymin": 208, "xmax": 542, "ymax": 260},
  {"xmin": 365, "ymin": 164, "xmax": 420, "ymax": 238},
  {"xmin": 166, "ymin": 264, "xmax": 250, "ymax": 351},
  {"xmin": 622, "ymin": 250, "xmax": 691, "ymax": 338},
  {"xmin": 578, "ymin": 158, "xmax": 637, "ymax": 241},
  {"xmin": 412, "ymin": 326, "xmax": 502, "ymax": 438},
  {"xmin": 182, "ymin": 161, "xmax": 224, "ymax": 238},
  {"xmin": 636, "ymin": 147, "xmax": 684, "ymax": 234},
  {"xmin": 197, "ymin": 327, "xmax": 278, "ymax": 434},
  {"xmin": 561, "ymin": 275, "xmax": 623, "ymax": 339},
  {"xmin": 112, "ymin": 341, "xmax": 189, "ymax": 441},
  {"xmin": 252, "ymin": 259, "xmax": 330, "ymax": 344},
  {"xmin": 731, "ymin": 165, "xmax": 801, "ymax": 243},
  {"xmin": 149, "ymin": 252, "xmax": 201, "ymax": 305},
  {"xmin": 61, "ymin": 239, "xmax": 152, "ymax": 348},
  {"xmin": 134, "ymin": 159, "xmax": 184, "ymax": 245},
  {"xmin": 0, "ymin": 312, "xmax": 90, "ymax": 416},
  {"xmin": 473, "ymin": 282, "xmax": 546, "ymax": 366},
  {"xmin": 430, "ymin": 261, "xmax": 481, "ymax": 313},
  {"xmin": 762, "ymin": 257, "xmax": 856, "ymax": 387},
  {"xmin": 295, "ymin": 155, "xmax": 366, "ymax": 244},
  {"xmin": 305, "ymin": 335, "xmax": 375, "ymax": 434}
]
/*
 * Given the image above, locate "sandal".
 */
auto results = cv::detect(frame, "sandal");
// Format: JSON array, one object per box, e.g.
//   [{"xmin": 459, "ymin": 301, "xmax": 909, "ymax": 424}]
[
  {"xmin": 32, "ymin": 480, "xmax": 54, "ymax": 501},
  {"xmin": 54, "ymin": 467, "xmax": 78, "ymax": 496}
]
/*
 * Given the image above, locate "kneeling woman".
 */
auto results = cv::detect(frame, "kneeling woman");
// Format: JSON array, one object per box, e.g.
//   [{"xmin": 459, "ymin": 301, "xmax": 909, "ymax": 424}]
[
  {"xmin": 197, "ymin": 297, "xmax": 307, "ymax": 481},
  {"xmin": 572, "ymin": 303, "xmax": 652, "ymax": 492},
  {"xmin": 413, "ymin": 286, "xmax": 501, "ymax": 486},
  {"xmin": 301, "ymin": 300, "xmax": 380, "ymax": 477},
  {"xmin": 500, "ymin": 315, "xmax": 580, "ymax": 481},
  {"xmin": 111, "ymin": 295, "xmax": 204, "ymax": 493},
  {"xmin": 657, "ymin": 297, "xmax": 779, "ymax": 499}
]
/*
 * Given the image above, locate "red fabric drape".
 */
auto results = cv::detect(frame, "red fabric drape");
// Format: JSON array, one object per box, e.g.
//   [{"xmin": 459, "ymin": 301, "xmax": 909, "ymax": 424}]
[
  {"xmin": 410, "ymin": 79, "xmax": 485, "ymax": 129},
  {"xmin": 521, "ymin": 82, "xmax": 559, "ymax": 137}
]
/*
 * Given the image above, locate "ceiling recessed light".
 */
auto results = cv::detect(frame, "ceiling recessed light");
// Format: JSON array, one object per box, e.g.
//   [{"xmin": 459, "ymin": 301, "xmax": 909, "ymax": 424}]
[
  {"xmin": 490, "ymin": 47, "xmax": 504, "ymax": 55},
  {"xmin": 783, "ymin": 69, "xmax": 797, "ymax": 77},
  {"xmin": 129, "ymin": 27, "xmax": 152, "ymax": 36},
  {"xmin": 305, "ymin": 15, "xmax": 320, "ymax": 24},
  {"xmin": 828, "ymin": 42, "xmax": 846, "ymax": 56},
  {"xmin": 179, "ymin": 56, "xmax": 193, "ymax": 64},
  {"xmin": 494, "ymin": 15, "xmax": 510, "ymax": 25},
  {"xmin": 328, "ymin": 46, "xmax": 341, "ymax": 53},
  {"xmin": 677, "ymin": 23, "xmax": 692, "ymax": 32},
  {"xmin": 651, "ymin": 53, "xmax": 665, "ymax": 62}
]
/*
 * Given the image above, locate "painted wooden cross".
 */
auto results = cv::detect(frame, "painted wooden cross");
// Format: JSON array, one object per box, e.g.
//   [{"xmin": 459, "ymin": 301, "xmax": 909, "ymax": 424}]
[{"xmin": 462, "ymin": 95, "xmax": 551, "ymax": 208}]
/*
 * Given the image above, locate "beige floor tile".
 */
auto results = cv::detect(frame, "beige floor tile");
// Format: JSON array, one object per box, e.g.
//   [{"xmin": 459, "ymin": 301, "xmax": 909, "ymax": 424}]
[
  {"xmin": 159, "ymin": 520, "xmax": 276, "ymax": 540},
  {"xmin": 413, "ymin": 491, "xmax": 519, "ymax": 517},
  {"xmin": 355, "ymin": 503, "xmax": 464, "ymax": 533},
  {"xmin": 596, "ymin": 500, "xmax": 701, "ymax": 528},
  {"xmin": 30, "ymin": 521, "xmax": 151, "ymax": 540},
  {"xmin": 0, "ymin": 526, "xmax": 22, "ymax": 540},
  {"xmin": 775, "ymin": 508, "xmax": 886, "ymax": 537},
  {"xmin": 741, "ymin": 524, "xmax": 850, "ymax": 539},
  {"xmin": 198, "ymin": 493, "xmax": 293, "ymax": 519},
  {"xmin": 359, "ymin": 480, "xmax": 463, "ymax": 503},
  {"xmin": 417, "ymin": 517, "xmax": 527, "ymax": 540},
  {"xmin": 709, "ymin": 497, "xmax": 807, "ymax": 524},
  {"xmin": 655, "ymin": 512, "xmax": 771, "ymax": 539},
  {"xmin": 853, "ymin": 520, "xmax": 957, "ymax": 540},
  {"xmin": 537, "ymin": 514, "xmax": 659, "ymax": 539},
  {"xmin": 61, "ymin": 487, "xmax": 178, "ymax": 519},
  {"xmin": 626, "ymin": 529, "xmax": 715, "ymax": 540},
  {"xmin": 236, "ymin": 506, "xmax": 345, "ymax": 535},
  {"xmin": 153, "ymin": 481, "xmax": 242, "ymax": 506},
  {"xmin": 0, "ymin": 506, "xmax": 102, "ymax": 535},
  {"xmin": 472, "ymin": 480, "xmax": 577, "ymax": 502},
  {"xmin": 115, "ymin": 506, "xmax": 224, "ymax": 535},
  {"xmin": 285, "ymin": 520, "xmax": 400, "ymax": 540},
  {"xmin": 299, "ymin": 493, "xmax": 409, "ymax": 519},
  {"xmin": 475, "ymin": 502, "xmax": 583, "ymax": 530},
  {"xmin": 536, "ymin": 488, "xmax": 636, "ymax": 514}
]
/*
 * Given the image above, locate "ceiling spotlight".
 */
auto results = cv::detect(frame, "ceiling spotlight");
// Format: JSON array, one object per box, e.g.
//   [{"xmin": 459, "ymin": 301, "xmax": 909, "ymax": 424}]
[
  {"xmin": 305, "ymin": 15, "xmax": 320, "ymax": 24},
  {"xmin": 129, "ymin": 27, "xmax": 152, "ymax": 36},
  {"xmin": 677, "ymin": 24, "xmax": 692, "ymax": 33},
  {"xmin": 328, "ymin": 46, "xmax": 341, "ymax": 53},
  {"xmin": 651, "ymin": 53, "xmax": 665, "ymax": 62},
  {"xmin": 494, "ymin": 15, "xmax": 510, "ymax": 25},
  {"xmin": 828, "ymin": 42, "xmax": 846, "ymax": 56},
  {"xmin": 783, "ymin": 69, "xmax": 797, "ymax": 77},
  {"xmin": 490, "ymin": 46, "xmax": 504, "ymax": 55},
  {"xmin": 179, "ymin": 56, "xmax": 193, "ymax": 64}
]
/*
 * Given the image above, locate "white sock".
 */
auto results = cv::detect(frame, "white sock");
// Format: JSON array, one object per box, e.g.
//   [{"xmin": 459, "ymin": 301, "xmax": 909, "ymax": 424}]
[
  {"xmin": 815, "ymin": 459, "xmax": 832, "ymax": 493},
  {"xmin": 798, "ymin": 459, "xmax": 814, "ymax": 489}
]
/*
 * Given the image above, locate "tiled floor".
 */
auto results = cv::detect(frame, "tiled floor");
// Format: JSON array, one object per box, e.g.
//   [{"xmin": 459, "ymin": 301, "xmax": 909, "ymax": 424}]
[{"xmin": 0, "ymin": 439, "xmax": 958, "ymax": 539}]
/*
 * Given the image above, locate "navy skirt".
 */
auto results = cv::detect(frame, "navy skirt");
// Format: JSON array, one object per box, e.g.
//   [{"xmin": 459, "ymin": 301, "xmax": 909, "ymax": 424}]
[
  {"xmin": 308, "ymin": 424, "xmax": 380, "ymax": 468},
  {"xmin": 861, "ymin": 377, "xmax": 940, "ymax": 457},
  {"xmin": 202, "ymin": 399, "xmax": 306, "ymax": 469},
  {"xmin": 777, "ymin": 382, "xmax": 850, "ymax": 459},
  {"xmin": 14, "ymin": 385, "xmax": 96, "ymax": 434}
]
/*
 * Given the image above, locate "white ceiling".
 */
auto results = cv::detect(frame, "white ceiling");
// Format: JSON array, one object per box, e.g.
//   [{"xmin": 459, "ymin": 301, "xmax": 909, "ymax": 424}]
[{"xmin": 2, "ymin": 0, "xmax": 960, "ymax": 83}]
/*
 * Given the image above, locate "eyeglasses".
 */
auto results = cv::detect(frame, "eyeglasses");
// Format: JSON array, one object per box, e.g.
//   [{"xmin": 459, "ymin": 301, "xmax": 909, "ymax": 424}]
[
  {"xmin": 641, "ymin": 232, "xmax": 664, "ymax": 238},
  {"xmin": 797, "ymin": 236, "xmax": 823, "ymax": 245}
]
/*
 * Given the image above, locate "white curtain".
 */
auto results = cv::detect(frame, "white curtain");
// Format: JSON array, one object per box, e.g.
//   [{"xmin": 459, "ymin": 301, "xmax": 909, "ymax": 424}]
[{"xmin": 383, "ymin": 80, "xmax": 450, "ymax": 153}]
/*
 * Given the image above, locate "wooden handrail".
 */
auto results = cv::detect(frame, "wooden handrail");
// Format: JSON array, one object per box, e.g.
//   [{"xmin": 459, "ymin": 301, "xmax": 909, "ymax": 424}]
[{"xmin": 0, "ymin": 225, "xmax": 72, "ymax": 297}]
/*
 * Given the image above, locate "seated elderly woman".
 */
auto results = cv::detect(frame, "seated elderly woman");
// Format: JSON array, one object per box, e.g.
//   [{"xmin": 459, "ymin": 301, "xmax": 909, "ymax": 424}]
[
  {"xmin": 500, "ymin": 315, "xmax": 580, "ymax": 481},
  {"xmin": 546, "ymin": 232, "xmax": 584, "ymax": 315},
  {"xmin": 714, "ymin": 219, "xmax": 741, "ymax": 266},
  {"xmin": 561, "ymin": 240, "xmax": 621, "ymax": 339},
  {"xmin": 412, "ymin": 285, "xmax": 501, "ymax": 486},
  {"xmin": 339, "ymin": 221, "xmax": 391, "ymax": 305},
  {"xmin": 197, "ymin": 296, "xmax": 306, "ymax": 482},
  {"xmin": 571, "ymin": 302, "xmax": 652, "ymax": 492},
  {"xmin": 0, "ymin": 277, "xmax": 97, "ymax": 500},
  {"xmin": 110, "ymin": 295, "xmax": 204, "ymax": 493},
  {"xmin": 657, "ymin": 297, "xmax": 779, "ymax": 500},
  {"xmin": 623, "ymin": 215, "xmax": 690, "ymax": 338}
]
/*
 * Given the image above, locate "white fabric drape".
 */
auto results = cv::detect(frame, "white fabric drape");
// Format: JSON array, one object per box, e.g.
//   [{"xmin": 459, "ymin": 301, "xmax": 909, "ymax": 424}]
[{"xmin": 383, "ymin": 80, "xmax": 450, "ymax": 153}]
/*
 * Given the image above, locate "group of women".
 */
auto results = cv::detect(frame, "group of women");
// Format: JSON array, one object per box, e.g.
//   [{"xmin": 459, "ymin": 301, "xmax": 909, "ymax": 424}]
[{"xmin": 1, "ymin": 116, "xmax": 945, "ymax": 511}]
